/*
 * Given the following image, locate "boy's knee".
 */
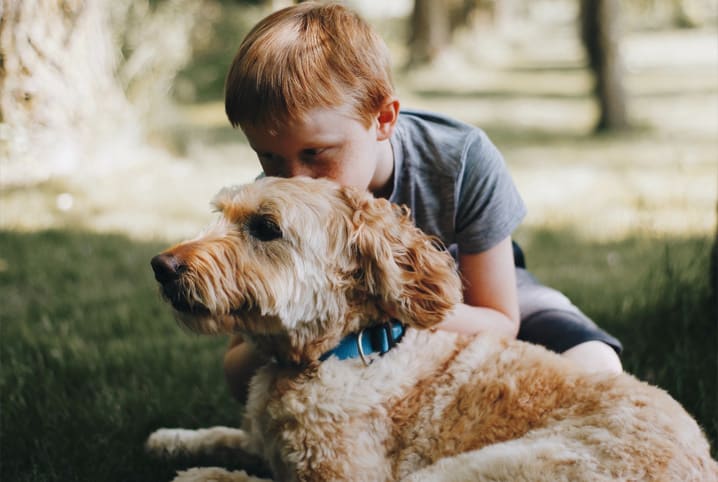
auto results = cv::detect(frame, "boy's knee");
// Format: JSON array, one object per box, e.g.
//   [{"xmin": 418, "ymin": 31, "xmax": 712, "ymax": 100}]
[{"xmin": 562, "ymin": 340, "xmax": 623, "ymax": 374}]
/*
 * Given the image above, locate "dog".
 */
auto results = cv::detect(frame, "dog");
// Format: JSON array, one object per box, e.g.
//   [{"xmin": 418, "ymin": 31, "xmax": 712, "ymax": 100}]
[{"xmin": 147, "ymin": 176, "xmax": 717, "ymax": 481}]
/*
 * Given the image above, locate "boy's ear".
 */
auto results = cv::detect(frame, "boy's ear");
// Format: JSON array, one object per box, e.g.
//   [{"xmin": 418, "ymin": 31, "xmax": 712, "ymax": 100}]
[{"xmin": 376, "ymin": 98, "xmax": 400, "ymax": 141}]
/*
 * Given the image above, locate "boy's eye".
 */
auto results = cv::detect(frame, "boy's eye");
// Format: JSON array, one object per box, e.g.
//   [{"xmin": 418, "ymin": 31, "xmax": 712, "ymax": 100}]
[
  {"xmin": 301, "ymin": 148, "xmax": 326, "ymax": 160},
  {"xmin": 247, "ymin": 215, "xmax": 282, "ymax": 241}
]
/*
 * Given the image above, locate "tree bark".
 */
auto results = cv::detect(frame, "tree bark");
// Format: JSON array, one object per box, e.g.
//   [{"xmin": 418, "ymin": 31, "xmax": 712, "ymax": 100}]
[
  {"xmin": 0, "ymin": 0, "xmax": 199, "ymax": 186},
  {"xmin": 408, "ymin": 0, "xmax": 451, "ymax": 67},
  {"xmin": 0, "ymin": 0, "xmax": 139, "ymax": 184},
  {"xmin": 580, "ymin": 0, "xmax": 630, "ymax": 132}
]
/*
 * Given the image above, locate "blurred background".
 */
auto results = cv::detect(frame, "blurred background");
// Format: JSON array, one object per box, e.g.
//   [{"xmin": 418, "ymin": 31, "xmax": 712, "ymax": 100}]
[
  {"xmin": 2, "ymin": 0, "xmax": 716, "ymax": 240},
  {"xmin": 1, "ymin": 0, "xmax": 716, "ymax": 480}
]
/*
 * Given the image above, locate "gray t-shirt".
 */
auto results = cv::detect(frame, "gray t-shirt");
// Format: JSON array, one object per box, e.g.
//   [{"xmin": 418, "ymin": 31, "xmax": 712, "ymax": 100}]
[
  {"xmin": 388, "ymin": 109, "xmax": 526, "ymax": 255},
  {"xmin": 253, "ymin": 109, "xmax": 619, "ymax": 350}
]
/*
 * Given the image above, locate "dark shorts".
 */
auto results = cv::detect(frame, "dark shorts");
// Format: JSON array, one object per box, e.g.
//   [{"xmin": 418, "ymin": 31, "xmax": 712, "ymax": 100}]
[{"xmin": 512, "ymin": 242, "xmax": 622, "ymax": 355}]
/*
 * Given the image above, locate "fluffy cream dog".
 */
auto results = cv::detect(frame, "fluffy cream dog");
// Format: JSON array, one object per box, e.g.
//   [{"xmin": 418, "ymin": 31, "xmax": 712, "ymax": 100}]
[{"xmin": 147, "ymin": 176, "xmax": 717, "ymax": 481}]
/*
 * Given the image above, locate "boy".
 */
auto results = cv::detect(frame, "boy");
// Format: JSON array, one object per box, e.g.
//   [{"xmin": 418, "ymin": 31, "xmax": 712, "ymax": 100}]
[{"xmin": 223, "ymin": 2, "xmax": 622, "ymax": 403}]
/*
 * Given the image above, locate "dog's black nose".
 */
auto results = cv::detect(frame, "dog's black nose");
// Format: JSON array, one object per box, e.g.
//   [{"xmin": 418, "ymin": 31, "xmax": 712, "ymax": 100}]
[{"xmin": 151, "ymin": 253, "xmax": 186, "ymax": 283}]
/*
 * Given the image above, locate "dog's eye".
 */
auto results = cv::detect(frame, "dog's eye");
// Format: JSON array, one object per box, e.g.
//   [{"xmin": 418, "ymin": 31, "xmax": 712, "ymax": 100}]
[{"xmin": 248, "ymin": 215, "xmax": 282, "ymax": 241}]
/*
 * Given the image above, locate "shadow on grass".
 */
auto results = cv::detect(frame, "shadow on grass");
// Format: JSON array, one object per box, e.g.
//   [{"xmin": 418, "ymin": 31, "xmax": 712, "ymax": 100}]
[
  {"xmin": 413, "ymin": 88, "xmax": 588, "ymax": 101},
  {"xmin": 165, "ymin": 118, "xmax": 652, "ymax": 155},
  {"xmin": 1, "ymin": 228, "xmax": 715, "ymax": 481},
  {"xmin": 412, "ymin": 86, "xmax": 718, "ymax": 101}
]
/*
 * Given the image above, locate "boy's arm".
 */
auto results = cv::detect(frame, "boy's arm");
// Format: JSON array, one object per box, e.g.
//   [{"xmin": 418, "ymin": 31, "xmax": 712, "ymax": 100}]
[{"xmin": 436, "ymin": 236, "xmax": 520, "ymax": 338}]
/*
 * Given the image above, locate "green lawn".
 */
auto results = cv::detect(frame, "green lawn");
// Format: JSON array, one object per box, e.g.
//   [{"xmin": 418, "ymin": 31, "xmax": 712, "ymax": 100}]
[
  {"xmin": 0, "ymin": 231, "xmax": 235, "ymax": 480},
  {"xmin": 1, "ymin": 228, "xmax": 715, "ymax": 481}
]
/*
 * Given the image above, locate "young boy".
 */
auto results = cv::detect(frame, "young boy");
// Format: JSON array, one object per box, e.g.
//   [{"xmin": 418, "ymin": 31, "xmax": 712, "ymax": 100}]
[{"xmin": 222, "ymin": 2, "xmax": 622, "ymax": 402}]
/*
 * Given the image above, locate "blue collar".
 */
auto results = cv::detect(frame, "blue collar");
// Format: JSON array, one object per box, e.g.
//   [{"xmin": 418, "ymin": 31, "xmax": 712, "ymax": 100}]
[{"xmin": 319, "ymin": 321, "xmax": 405, "ymax": 365}]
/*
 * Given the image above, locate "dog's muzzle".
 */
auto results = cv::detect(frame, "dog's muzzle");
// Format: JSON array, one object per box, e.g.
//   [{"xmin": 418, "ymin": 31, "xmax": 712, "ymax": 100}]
[
  {"xmin": 151, "ymin": 254, "xmax": 209, "ymax": 315},
  {"xmin": 151, "ymin": 253, "xmax": 186, "ymax": 283}
]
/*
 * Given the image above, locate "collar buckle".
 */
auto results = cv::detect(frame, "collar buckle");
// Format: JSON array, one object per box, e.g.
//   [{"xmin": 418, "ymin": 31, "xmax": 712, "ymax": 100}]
[
  {"xmin": 356, "ymin": 328, "xmax": 371, "ymax": 366},
  {"xmin": 319, "ymin": 320, "xmax": 405, "ymax": 364}
]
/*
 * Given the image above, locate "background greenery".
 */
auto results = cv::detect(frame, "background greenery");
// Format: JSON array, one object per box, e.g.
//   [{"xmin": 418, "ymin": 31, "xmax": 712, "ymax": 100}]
[{"xmin": 1, "ymin": 229, "xmax": 714, "ymax": 481}]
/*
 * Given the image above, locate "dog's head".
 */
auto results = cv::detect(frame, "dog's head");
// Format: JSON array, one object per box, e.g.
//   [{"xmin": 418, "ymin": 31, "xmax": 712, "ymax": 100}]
[{"xmin": 151, "ymin": 177, "xmax": 462, "ymax": 364}]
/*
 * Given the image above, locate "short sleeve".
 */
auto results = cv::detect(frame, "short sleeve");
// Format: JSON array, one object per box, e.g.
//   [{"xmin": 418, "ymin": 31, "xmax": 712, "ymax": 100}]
[{"xmin": 455, "ymin": 130, "xmax": 526, "ymax": 254}]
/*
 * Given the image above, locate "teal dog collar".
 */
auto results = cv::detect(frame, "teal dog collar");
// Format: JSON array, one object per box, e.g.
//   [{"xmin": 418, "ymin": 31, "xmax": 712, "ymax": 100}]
[{"xmin": 319, "ymin": 321, "xmax": 405, "ymax": 365}]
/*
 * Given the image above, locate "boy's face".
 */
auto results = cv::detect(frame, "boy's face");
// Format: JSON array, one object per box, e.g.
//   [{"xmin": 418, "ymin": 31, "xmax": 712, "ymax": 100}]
[{"xmin": 241, "ymin": 104, "xmax": 395, "ymax": 196}]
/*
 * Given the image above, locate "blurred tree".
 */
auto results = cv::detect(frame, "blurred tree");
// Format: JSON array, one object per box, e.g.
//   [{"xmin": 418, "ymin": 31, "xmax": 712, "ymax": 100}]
[
  {"xmin": 449, "ymin": 0, "xmax": 479, "ymax": 32},
  {"xmin": 580, "ymin": 0, "xmax": 630, "ymax": 132},
  {"xmin": 408, "ymin": 0, "xmax": 451, "ymax": 66},
  {"xmin": 0, "ymin": 0, "xmax": 136, "ymax": 183},
  {"xmin": 407, "ymin": 0, "xmax": 516, "ymax": 67},
  {"xmin": 0, "ymin": 0, "xmax": 199, "ymax": 185}
]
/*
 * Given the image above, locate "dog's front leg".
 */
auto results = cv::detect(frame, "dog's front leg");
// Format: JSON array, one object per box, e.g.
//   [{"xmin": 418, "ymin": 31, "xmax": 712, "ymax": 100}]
[
  {"xmin": 146, "ymin": 426, "xmax": 252, "ymax": 458},
  {"xmin": 171, "ymin": 467, "xmax": 272, "ymax": 482}
]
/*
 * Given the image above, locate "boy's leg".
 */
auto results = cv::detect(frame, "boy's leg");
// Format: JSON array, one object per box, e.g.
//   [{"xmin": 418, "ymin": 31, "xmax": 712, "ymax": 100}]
[
  {"xmin": 562, "ymin": 340, "xmax": 623, "ymax": 374},
  {"xmin": 224, "ymin": 336, "xmax": 268, "ymax": 403},
  {"xmin": 515, "ymin": 268, "xmax": 623, "ymax": 374}
]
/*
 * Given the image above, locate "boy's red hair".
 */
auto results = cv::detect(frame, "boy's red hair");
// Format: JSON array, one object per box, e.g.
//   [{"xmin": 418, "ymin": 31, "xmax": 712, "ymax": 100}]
[{"xmin": 225, "ymin": 2, "xmax": 394, "ymax": 132}]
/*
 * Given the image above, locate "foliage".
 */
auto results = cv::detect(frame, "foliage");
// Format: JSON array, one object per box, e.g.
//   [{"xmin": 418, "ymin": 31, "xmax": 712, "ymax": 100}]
[
  {"xmin": 1, "ymin": 229, "xmax": 715, "ymax": 481},
  {"xmin": 172, "ymin": 3, "xmax": 266, "ymax": 103}
]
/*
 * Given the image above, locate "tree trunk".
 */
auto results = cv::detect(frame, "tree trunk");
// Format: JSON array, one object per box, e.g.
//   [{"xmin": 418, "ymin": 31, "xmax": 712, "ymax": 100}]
[
  {"xmin": 580, "ymin": 0, "xmax": 630, "ymax": 132},
  {"xmin": 408, "ymin": 0, "xmax": 451, "ymax": 67},
  {"xmin": 0, "ymin": 0, "xmax": 139, "ymax": 184},
  {"xmin": 0, "ymin": 0, "xmax": 199, "ymax": 186}
]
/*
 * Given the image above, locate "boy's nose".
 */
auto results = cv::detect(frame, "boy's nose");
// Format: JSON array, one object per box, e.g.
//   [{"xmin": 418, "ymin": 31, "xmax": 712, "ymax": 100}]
[{"xmin": 283, "ymin": 160, "xmax": 314, "ymax": 178}]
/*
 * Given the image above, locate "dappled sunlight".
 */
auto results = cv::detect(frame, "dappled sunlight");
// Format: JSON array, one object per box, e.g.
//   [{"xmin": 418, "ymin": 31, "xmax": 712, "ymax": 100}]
[
  {"xmin": 402, "ymin": 26, "xmax": 717, "ymax": 240},
  {"xmin": 1, "ymin": 8, "xmax": 715, "ymax": 243},
  {"xmin": 513, "ymin": 159, "xmax": 715, "ymax": 238},
  {"xmin": 0, "ymin": 146, "xmax": 258, "ymax": 241}
]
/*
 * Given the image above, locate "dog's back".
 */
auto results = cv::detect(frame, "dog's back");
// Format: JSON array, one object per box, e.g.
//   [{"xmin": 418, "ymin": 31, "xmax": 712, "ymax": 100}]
[
  {"xmin": 244, "ymin": 329, "xmax": 717, "ymax": 481},
  {"xmin": 392, "ymin": 332, "xmax": 716, "ymax": 480}
]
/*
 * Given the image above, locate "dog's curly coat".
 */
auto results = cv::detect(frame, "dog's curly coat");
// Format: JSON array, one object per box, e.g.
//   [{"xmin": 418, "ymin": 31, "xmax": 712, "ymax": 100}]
[{"xmin": 147, "ymin": 176, "xmax": 717, "ymax": 481}]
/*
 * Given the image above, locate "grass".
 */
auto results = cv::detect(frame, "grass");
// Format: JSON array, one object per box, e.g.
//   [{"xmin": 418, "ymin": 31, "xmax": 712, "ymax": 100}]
[
  {"xmin": 0, "ymin": 231, "xmax": 237, "ymax": 480},
  {"xmin": 1, "ymin": 228, "xmax": 715, "ymax": 480}
]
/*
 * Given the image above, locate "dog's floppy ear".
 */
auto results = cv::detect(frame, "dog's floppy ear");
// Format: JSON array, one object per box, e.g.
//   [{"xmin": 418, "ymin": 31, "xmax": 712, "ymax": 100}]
[{"xmin": 340, "ymin": 187, "xmax": 463, "ymax": 329}]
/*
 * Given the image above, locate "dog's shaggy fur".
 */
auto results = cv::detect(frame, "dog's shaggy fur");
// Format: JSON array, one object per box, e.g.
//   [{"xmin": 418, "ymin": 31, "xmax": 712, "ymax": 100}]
[{"xmin": 147, "ymin": 177, "xmax": 717, "ymax": 481}]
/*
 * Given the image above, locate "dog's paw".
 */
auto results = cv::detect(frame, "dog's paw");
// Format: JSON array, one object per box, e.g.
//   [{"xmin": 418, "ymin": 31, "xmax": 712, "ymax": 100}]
[
  {"xmin": 146, "ymin": 428, "xmax": 200, "ymax": 457},
  {"xmin": 173, "ymin": 467, "xmax": 271, "ymax": 482}
]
